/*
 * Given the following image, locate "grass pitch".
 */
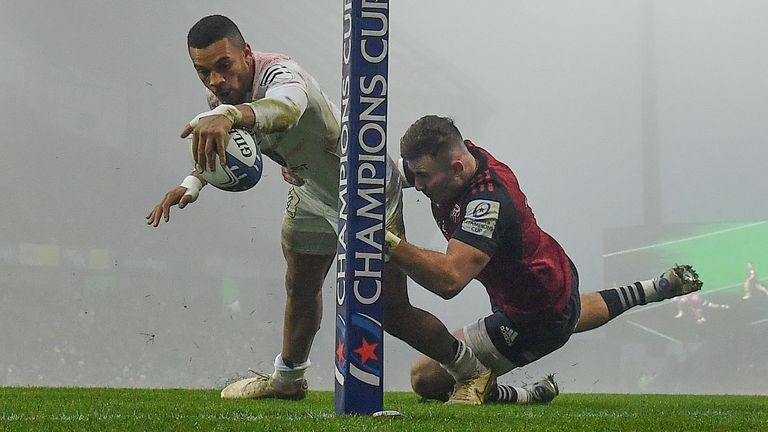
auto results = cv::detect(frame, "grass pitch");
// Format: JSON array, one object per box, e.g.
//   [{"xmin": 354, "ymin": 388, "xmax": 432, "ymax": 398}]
[{"xmin": 1, "ymin": 388, "xmax": 766, "ymax": 431}]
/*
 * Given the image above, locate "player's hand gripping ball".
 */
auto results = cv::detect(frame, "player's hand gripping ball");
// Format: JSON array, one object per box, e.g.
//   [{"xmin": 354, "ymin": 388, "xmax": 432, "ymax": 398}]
[{"xmin": 192, "ymin": 128, "xmax": 263, "ymax": 191}]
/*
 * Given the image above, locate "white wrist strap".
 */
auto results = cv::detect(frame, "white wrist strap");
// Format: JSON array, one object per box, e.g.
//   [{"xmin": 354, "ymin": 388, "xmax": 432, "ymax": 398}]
[
  {"xmin": 384, "ymin": 231, "xmax": 402, "ymax": 262},
  {"xmin": 188, "ymin": 104, "xmax": 243, "ymax": 127},
  {"xmin": 180, "ymin": 175, "xmax": 202, "ymax": 201}
]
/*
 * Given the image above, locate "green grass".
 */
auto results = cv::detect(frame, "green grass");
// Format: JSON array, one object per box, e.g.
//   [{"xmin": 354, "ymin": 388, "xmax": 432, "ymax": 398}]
[{"xmin": 1, "ymin": 388, "xmax": 766, "ymax": 431}]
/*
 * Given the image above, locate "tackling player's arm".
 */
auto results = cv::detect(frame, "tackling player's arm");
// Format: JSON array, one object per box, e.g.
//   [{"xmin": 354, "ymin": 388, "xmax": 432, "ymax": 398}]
[
  {"xmin": 387, "ymin": 236, "xmax": 490, "ymax": 299},
  {"xmin": 387, "ymin": 190, "xmax": 513, "ymax": 299}
]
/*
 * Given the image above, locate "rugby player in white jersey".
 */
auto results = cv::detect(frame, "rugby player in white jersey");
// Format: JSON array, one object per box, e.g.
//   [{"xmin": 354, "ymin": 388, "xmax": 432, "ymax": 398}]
[{"xmin": 146, "ymin": 15, "xmax": 493, "ymax": 404}]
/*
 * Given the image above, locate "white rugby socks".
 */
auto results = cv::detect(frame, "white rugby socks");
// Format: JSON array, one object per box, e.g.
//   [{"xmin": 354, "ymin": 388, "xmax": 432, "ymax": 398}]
[
  {"xmin": 488, "ymin": 384, "xmax": 531, "ymax": 403},
  {"xmin": 441, "ymin": 340, "xmax": 487, "ymax": 381},
  {"xmin": 271, "ymin": 354, "xmax": 310, "ymax": 389}
]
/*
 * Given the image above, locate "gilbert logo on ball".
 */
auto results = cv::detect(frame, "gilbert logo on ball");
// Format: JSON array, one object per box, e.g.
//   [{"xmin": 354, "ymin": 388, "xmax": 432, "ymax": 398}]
[{"xmin": 192, "ymin": 128, "xmax": 263, "ymax": 192}]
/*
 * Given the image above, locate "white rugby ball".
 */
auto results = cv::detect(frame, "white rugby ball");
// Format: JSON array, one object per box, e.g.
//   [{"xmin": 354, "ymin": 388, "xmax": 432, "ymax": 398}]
[{"xmin": 192, "ymin": 128, "xmax": 263, "ymax": 192}]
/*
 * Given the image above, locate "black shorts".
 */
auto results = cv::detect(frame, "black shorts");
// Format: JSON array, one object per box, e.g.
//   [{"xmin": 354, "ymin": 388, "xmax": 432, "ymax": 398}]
[{"xmin": 482, "ymin": 261, "xmax": 581, "ymax": 369}]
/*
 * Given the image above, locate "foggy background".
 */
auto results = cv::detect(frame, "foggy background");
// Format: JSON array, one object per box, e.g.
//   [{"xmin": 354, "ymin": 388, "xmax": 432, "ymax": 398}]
[{"xmin": 2, "ymin": 0, "xmax": 766, "ymax": 394}]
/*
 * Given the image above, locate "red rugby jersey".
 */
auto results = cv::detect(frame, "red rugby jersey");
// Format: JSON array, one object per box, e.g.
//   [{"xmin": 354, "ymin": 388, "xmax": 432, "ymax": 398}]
[{"xmin": 431, "ymin": 141, "xmax": 573, "ymax": 323}]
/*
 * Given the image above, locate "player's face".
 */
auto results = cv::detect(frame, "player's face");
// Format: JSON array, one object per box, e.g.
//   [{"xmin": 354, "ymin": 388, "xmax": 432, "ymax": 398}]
[
  {"xmin": 189, "ymin": 38, "xmax": 254, "ymax": 105},
  {"xmin": 407, "ymin": 154, "xmax": 460, "ymax": 205}
]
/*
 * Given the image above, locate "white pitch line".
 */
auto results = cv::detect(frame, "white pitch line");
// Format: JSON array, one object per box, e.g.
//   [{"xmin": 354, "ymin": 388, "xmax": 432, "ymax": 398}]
[
  {"xmin": 625, "ymin": 320, "xmax": 682, "ymax": 344},
  {"xmin": 751, "ymin": 318, "xmax": 768, "ymax": 326},
  {"xmin": 603, "ymin": 221, "xmax": 768, "ymax": 258}
]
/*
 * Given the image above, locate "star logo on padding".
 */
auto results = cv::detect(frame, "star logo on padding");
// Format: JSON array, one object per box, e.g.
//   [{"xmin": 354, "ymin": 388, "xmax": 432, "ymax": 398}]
[
  {"xmin": 353, "ymin": 338, "xmax": 379, "ymax": 365},
  {"xmin": 336, "ymin": 339, "xmax": 345, "ymax": 362}
]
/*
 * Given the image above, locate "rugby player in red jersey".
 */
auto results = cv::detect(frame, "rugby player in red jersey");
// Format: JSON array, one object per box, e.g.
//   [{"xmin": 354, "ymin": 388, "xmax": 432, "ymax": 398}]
[{"xmin": 386, "ymin": 115, "xmax": 703, "ymax": 404}]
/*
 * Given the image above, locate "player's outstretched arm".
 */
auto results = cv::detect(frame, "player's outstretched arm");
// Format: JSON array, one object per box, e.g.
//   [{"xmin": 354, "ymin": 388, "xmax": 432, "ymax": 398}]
[
  {"xmin": 146, "ymin": 174, "xmax": 206, "ymax": 227},
  {"xmin": 180, "ymin": 104, "xmax": 254, "ymax": 172},
  {"xmin": 180, "ymin": 84, "xmax": 306, "ymax": 173}
]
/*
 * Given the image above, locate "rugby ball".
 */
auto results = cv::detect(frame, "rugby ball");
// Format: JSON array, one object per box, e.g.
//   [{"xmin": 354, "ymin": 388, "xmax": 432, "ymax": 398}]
[{"xmin": 192, "ymin": 128, "xmax": 263, "ymax": 192}]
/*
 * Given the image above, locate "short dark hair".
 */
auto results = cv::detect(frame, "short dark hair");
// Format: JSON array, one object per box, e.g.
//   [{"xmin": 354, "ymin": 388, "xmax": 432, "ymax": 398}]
[
  {"xmin": 187, "ymin": 15, "xmax": 245, "ymax": 49},
  {"xmin": 400, "ymin": 115, "xmax": 463, "ymax": 160}
]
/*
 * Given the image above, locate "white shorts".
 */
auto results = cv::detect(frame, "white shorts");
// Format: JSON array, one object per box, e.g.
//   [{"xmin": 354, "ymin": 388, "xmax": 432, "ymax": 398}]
[{"xmin": 281, "ymin": 157, "xmax": 404, "ymax": 255}]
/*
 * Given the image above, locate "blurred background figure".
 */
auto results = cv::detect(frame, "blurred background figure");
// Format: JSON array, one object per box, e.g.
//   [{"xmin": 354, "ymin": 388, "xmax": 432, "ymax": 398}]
[
  {"xmin": 743, "ymin": 262, "xmax": 768, "ymax": 300},
  {"xmin": 674, "ymin": 293, "xmax": 729, "ymax": 324}
]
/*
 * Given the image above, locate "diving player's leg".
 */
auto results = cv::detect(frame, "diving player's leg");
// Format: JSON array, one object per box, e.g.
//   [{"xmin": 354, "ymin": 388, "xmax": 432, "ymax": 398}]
[
  {"xmin": 381, "ymin": 216, "xmax": 458, "ymax": 369},
  {"xmin": 573, "ymin": 292, "xmax": 612, "ymax": 332},
  {"xmin": 221, "ymin": 188, "xmax": 335, "ymax": 400},
  {"xmin": 381, "ymin": 169, "xmax": 460, "ymax": 367},
  {"xmin": 220, "ymin": 244, "xmax": 333, "ymax": 400},
  {"xmin": 279, "ymin": 243, "xmax": 334, "ymax": 369},
  {"xmin": 409, "ymin": 319, "xmax": 562, "ymax": 405},
  {"xmin": 575, "ymin": 264, "xmax": 703, "ymax": 333},
  {"xmin": 409, "ymin": 270, "xmax": 581, "ymax": 405}
]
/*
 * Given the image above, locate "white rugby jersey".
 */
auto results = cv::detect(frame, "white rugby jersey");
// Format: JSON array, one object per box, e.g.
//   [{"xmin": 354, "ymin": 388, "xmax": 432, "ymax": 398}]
[{"xmin": 207, "ymin": 53, "xmax": 401, "ymax": 221}]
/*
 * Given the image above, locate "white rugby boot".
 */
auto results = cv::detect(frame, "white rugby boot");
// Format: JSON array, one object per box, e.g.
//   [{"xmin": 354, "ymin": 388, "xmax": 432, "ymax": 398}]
[
  {"xmin": 220, "ymin": 371, "xmax": 307, "ymax": 400},
  {"xmin": 527, "ymin": 374, "xmax": 559, "ymax": 403}
]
